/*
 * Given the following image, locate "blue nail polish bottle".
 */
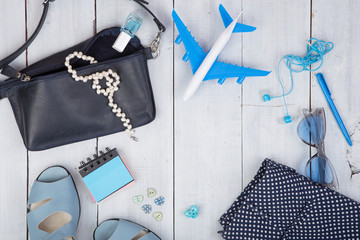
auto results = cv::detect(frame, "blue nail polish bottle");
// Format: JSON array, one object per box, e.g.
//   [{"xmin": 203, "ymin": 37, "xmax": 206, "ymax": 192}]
[{"xmin": 113, "ymin": 13, "xmax": 143, "ymax": 52}]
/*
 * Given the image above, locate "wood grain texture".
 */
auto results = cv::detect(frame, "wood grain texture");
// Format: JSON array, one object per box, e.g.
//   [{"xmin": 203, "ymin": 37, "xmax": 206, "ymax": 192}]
[
  {"xmin": 174, "ymin": 1, "xmax": 242, "ymax": 239},
  {"xmin": 312, "ymin": 0, "xmax": 360, "ymax": 201},
  {"xmin": 95, "ymin": 1, "xmax": 174, "ymax": 239},
  {"xmin": 242, "ymin": 0, "xmax": 311, "ymax": 185},
  {"xmin": 0, "ymin": 0, "xmax": 28, "ymax": 239},
  {"xmin": 26, "ymin": 1, "xmax": 97, "ymax": 239}
]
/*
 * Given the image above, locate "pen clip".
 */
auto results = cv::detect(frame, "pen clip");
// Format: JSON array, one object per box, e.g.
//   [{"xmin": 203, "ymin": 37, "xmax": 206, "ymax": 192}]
[{"xmin": 316, "ymin": 73, "xmax": 331, "ymax": 96}]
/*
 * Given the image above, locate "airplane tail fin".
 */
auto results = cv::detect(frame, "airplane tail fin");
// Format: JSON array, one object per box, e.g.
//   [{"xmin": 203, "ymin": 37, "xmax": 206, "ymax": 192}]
[{"xmin": 219, "ymin": 4, "xmax": 256, "ymax": 33}]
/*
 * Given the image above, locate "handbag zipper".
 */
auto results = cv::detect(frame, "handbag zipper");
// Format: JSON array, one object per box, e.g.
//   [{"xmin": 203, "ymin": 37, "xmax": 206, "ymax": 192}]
[
  {"xmin": 0, "ymin": 28, "xmax": 146, "ymax": 93},
  {"xmin": 0, "ymin": 48, "xmax": 149, "ymax": 94}
]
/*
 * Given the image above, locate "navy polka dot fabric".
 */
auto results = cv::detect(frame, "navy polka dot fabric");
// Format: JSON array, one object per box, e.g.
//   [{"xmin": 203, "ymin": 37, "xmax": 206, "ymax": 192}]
[{"xmin": 219, "ymin": 159, "xmax": 360, "ymax": 240}]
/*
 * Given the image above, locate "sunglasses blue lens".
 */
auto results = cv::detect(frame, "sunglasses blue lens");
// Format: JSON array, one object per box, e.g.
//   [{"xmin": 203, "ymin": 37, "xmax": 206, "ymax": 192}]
[
  {"xmin": 298, "ymin": 115, "xmax": 324, "ymax": 145},
  {"xmin": 306, "ymin": 156, "xmax": 333, "ymax": 184}
]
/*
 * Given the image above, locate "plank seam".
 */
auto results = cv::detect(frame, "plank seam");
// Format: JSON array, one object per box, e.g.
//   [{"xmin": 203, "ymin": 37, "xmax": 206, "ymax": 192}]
[
  {"xmin": 309, "ymin": 0, "xmax": 313, "ymax": 159},
  {"xmin": 172, "ymin": 1, "xmax": 176, "ymax": 239},
  {"xmin": 25, "ymin": 0, "xmax": 29, "ymax": 239},
  {"xmin": 94, "ymin": 0, "xmax": 97, "ymax": 35},
  {"xmin": 241, "ymin": 0, "xmax": 244, "ymax": 192}
]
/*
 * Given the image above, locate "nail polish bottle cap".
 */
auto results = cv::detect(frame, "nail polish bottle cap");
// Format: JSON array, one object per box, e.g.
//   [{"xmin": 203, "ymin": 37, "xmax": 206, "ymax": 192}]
[
  {"xmin": 112, "ymin": 13, "xmax": 143, "ymax": 53},
  {"xmin": 113, "ymin": 32, "xmax": 132, "ymax": 52}
]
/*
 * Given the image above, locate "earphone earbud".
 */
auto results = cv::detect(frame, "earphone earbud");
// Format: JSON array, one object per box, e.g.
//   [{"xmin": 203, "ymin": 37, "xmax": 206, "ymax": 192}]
[
  {"xmin": 263, "ymin": 94, "xmax": 271, "ymax": 102},
  {"xmin": 284, "ymin": 115, "xmax": 292, "ymax": 123},
  {"xmin": 262, "ymin": 94, "xmax": 292, "ymax": 123}
]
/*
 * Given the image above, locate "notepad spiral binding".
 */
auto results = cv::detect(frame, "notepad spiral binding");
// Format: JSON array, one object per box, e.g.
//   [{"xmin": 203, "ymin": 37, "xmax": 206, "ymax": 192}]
[{"xmin": 78, "ymin": 147, "xmax": 117, "ymax": 177}]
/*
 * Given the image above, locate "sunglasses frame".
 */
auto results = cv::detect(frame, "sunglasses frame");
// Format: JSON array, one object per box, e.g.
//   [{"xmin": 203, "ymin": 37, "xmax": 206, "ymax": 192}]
[{"xmin": 298, "ymin": 107, "xmax": 339, "ymax": 189}]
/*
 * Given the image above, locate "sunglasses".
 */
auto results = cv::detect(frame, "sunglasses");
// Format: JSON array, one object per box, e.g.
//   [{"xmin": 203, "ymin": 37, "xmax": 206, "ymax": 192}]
[{"xmin": 297, "ymin": 107, "xmax": 339, "ymax": 189}]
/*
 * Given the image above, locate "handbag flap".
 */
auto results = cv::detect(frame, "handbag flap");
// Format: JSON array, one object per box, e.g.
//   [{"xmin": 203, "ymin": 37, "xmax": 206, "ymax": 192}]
[{"xmin": 22, "ymin": 27, "xmax": 145, "ymax": 78}]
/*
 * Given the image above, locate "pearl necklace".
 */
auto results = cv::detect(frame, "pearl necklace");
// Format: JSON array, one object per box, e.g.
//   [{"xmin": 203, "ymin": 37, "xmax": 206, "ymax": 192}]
[{"xmin": 65, "ymin": 51, "xmax": 136, "ymax": 141}]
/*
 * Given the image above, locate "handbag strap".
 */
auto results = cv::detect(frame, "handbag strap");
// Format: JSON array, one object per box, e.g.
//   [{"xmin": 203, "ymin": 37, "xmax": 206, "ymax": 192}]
[
  {"xmin": 132, "ymin": 0, "xmax": 166, "ymax": 59},
  {"xmin": 132, "ymin": 0, "xmax": 166, "ymax": 32},
  {"xmin": 0, "ymin": 0, "xmax": 56, "ymax": 80},
  {"xmin": 0, "ymin": 0, "xmax": 164, "ymax": 80}
]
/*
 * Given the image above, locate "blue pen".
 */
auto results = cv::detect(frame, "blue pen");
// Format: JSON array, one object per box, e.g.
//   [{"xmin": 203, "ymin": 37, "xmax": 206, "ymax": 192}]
[{"xmin": 316, "ymin": 73, "xmax": 352, "ymax": 146}]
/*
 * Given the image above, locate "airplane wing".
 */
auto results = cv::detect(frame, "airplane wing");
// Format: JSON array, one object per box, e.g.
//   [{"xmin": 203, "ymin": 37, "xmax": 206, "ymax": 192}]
[
  {"xmin": 172, "ymin": 10, "xmax": 206, "ymax": 74},
  {"xmin": 219, "ymin": 4, "xmax": 256, "ymax": 33},
  {"xmin": 204, "ymin": 61, "xmax": 271, "ymax": 85}
]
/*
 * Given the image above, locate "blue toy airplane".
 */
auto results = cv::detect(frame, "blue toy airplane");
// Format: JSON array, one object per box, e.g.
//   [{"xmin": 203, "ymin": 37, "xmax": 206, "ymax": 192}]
[{"xmin": 172, "ymin": 4, "xmax": 270, "ymax": 87}]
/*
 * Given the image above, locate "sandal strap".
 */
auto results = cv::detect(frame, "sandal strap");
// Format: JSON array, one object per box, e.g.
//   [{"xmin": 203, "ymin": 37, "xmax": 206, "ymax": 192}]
[
  {"xmin": 47, "ymin": 224, "xmax": 75, "ymax": 240},
  {"xmin": 109, "ymin": 220, "xmax": 145, "ymax": 240},
  {"xmin": 27, "ymin": 176, "xmax": 79, "ymax": 240},
  {"xmin": 139, "ymin": 233, "xmax": 160, "ymax": 240},
  {"xmin": 28, "ymin": 176, "xmax": 73, "ymax": 205}
]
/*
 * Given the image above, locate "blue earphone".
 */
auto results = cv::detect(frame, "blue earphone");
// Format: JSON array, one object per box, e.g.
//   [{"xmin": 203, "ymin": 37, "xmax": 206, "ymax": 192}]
[{"xmin": 263, "ymin": 38, "xmax": 334, "ymax": 123}]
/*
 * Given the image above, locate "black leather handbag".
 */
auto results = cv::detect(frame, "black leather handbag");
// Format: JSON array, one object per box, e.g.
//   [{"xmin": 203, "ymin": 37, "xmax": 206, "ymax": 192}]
[{"xmin": 0, "ymin": 0, "xmax": 165, "ymax": 151}]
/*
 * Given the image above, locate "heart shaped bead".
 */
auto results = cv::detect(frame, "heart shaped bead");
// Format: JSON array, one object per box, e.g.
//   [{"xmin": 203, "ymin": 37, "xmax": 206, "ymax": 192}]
[
  {"xmin": 152, "ymin": 212, "xmax": 163, "ymax": 222},
  {"xmin": 133, "ymin": 195, "xmax": 144, "ymax": 204}
]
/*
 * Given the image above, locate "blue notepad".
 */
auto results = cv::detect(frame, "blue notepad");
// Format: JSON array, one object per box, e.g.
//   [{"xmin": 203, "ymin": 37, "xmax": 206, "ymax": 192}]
[{"xmin": 78, "ymin": 148, "xmax": 134, "ymax": 202}]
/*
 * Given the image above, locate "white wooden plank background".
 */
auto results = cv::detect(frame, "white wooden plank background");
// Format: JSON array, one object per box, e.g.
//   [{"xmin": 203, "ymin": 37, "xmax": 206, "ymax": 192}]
[{"xmin": 0, "ymin": 0, "xmax": 360, "ymax": 239}]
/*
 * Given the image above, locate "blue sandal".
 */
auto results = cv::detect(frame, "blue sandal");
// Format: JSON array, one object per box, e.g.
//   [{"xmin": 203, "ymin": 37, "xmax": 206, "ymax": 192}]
[
  {"xmin": 93, "ymin": 219, "xmax": 161, "ymax": 240},
  {"xmin": 27, "ymin": 166, "xmax": 80, "ymax": 240}
]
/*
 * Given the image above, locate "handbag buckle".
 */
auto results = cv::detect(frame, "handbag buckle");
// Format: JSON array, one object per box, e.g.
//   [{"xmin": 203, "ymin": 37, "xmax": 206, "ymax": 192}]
[
  {"xmin": 150, "ymin": 30, "xmax": 163, "ymax": 60},
  {"xmin": 16, "ymin": 72, "xmax": 31, "ymax": 82}
]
